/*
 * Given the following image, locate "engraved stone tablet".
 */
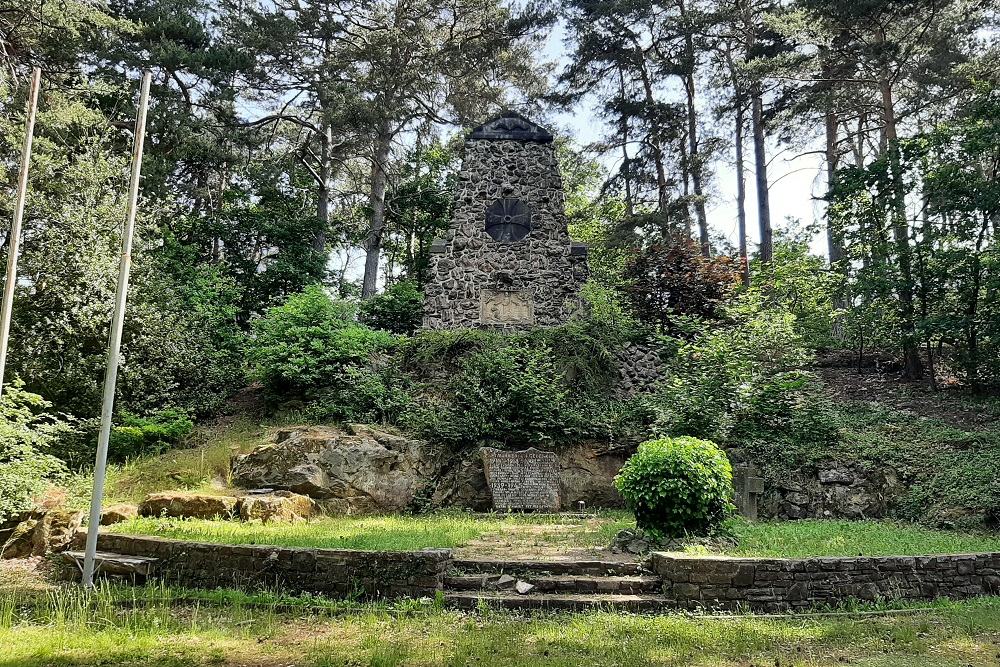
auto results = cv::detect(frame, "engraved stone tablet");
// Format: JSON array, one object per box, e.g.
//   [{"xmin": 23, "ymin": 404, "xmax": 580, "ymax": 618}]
[
  {"xmin": 480, "ymin": 447, "xmax": 560, "ymax": 511},
  {"xmin": 481, "ymin": 289, "xmax": 534, "ymax": 325}
]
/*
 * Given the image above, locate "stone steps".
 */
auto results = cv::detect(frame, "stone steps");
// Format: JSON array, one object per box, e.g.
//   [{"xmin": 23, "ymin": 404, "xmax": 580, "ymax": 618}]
[
  {"xmin": 445, "ymin": 591, "xmax": 670, "ymax": 612},
  {"xmin": 444, "ymin": 557, "xmax": 665, "ymax": 611},
  {"xmin": 451, "ymin": 558, "xmax": 648, "ymax": 577},
  {"xmin": 444, "ymin": 574, "xmax": 661, "ymax": 595}
]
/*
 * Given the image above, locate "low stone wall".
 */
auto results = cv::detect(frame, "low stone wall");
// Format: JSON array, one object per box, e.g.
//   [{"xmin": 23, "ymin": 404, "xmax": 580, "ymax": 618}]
[
  {"xmin": 652, "ymin": 551, "xmax": 1000, "ymax": 612},
  {"xmin": 96, "ymin": 534, "xmax": 451, "ymax": 600}
]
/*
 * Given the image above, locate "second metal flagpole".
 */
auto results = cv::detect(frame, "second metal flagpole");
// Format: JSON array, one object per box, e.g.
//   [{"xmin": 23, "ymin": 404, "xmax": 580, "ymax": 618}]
[
  {"xmin": 0, "ymin": 66, "xmax": 42, "ymax": 397},
  {"xmin": 82, "ymin": 71, "xmax": 152, "ymax": 588}
]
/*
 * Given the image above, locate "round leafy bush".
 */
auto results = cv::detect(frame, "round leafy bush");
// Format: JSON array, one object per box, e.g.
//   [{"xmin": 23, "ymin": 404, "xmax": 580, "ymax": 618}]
[
  {"xmin": 248, "ymin": 285, "xmax": 397, "ymax": 397},
  {"xmin": 614, "ymin": 436, "xmax": 734, "ymax": 539},
  {"xmin": 359, "ymin": 281, "xmax": 424, "ymax": 334}
]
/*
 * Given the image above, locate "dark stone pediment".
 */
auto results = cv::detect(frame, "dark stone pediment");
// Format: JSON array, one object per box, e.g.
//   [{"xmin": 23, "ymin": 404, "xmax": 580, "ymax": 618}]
[{"xmin": 469, "ymin": 111, "xmax": 554, "ymax": 143}]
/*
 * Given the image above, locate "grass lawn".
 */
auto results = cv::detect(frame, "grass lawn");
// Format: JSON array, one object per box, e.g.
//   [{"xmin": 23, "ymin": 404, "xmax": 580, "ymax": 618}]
[
  {"xmin": 108, "ymin": 511, "xmax": 1000, "ymax": 559},
  {"xmin": 107, "ymin": 511, "xmax": 631, "ymax": 552},
  {"xmin": 4, "ymin": 581, "xmax": 1000, "ymax": 666},
  {"xmin": 63, "ymin": 418, "xmax": 268, "ymax": 508}
]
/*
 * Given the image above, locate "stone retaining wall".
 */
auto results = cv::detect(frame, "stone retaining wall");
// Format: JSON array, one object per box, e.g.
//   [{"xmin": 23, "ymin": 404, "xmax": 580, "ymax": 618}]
[
  {"xmin": 96, "ymin": 534, "xmax": 451, "ymax": 600},
  {"xmin": 652, "ymin": 551, "xmax": 1000, "ymax": 612}
]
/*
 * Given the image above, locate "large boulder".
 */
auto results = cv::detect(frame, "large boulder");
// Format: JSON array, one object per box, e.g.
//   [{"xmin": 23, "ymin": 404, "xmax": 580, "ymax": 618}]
[
  {"xmin": 231, "ymin": 425, "xmax": 442, "ymax": 514},
  {"xmin": 558, "ymin": 443, "xmax": 629, "ymax": 509},
  {"xmin": 1, "ymin": 518, "xmax": 38, "ymax": 559},
  {"xmin": 100, "ymin": 504, "xmax": 139, "ymax": 526},
  {"xmin": 139, "ymin": 492, "xmax": 239, "ymax": 519},
  {"xmin": 237, "ymin": 491, "xmax": 318, "ymax": 523},
  {"xmin": 1, "ymin": 509, "xmax": 84, "ymax": 558}
]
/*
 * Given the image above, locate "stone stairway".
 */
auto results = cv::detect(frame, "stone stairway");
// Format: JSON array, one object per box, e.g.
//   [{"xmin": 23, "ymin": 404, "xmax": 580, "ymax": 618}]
[{"xmin": 443, "ymin": 558, "xmax": 670, "ymax": 611}]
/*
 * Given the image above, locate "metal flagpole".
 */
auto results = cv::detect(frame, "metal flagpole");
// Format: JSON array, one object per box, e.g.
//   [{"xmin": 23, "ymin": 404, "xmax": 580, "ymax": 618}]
[
  {"xmin": 82, "ymin": 71, "xmax": 152, "ymax": 588},
  {"xmin": 0, "ymin": 66, "xmax": 42, "ymax": 398}
]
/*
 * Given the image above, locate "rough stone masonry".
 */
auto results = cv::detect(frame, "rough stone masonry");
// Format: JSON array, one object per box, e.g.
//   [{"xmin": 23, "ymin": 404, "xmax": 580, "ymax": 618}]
[{"xmin": 422, "ymin": 111, "xmax": 588, "ymax": 329}]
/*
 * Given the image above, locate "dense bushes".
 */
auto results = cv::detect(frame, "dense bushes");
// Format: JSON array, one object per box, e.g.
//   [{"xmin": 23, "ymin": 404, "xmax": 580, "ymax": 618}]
[
  {"xmin": 614, "ymin": 436, "xmax": 735, "ymax": 539},
  {"xmin": 0, "ymin": 384, "xmax": 69, "ymax": 521},
  {"xmin": 249, "ymin": 285, "xmax": 397, "ymax": 398},
  {"xmin": 359, "ymin": 281, "xmax": 424, "ymax": 334},
  {"xmin": 407, "ymin": 342, "xmax": 574, "ymax": 447}
]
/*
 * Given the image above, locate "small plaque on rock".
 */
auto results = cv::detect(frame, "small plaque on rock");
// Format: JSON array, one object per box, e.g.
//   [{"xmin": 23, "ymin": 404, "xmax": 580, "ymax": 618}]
[{"xmin": 480, "ymin": 447, "xmax": 560, "ymax": 511}]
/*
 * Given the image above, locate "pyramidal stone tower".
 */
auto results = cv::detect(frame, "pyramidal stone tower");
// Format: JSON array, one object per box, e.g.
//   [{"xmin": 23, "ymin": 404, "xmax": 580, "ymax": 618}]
[{"xmin": 422, "ymin": 112, "xmax": 588, "ymax": 330}]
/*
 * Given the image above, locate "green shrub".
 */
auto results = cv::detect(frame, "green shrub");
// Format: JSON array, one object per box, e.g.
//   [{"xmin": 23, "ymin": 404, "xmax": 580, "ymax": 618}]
[
  {"xmin": 407, "ymin": 342, "xmax": 574, "ymax": 448},
  {"xmin": 614, "ymin": 436, "xmax": 735, "ymax": 539},
  {"xmin": 108, "ymin": 408, "xmax": 195, "ymax": 460},
  {"xmin": 359, "ymin": 281, "xmax": 424, "ymax": 334},
  {"xmin": 303, "ymin": 366, "xmax": 413, "ymax": 424},
  {"xmin": 0, "ymin": 384, "xmax": 68, "ymax": 521},
  {"xmin": 248, "ymin": 285, "xmax": 397, "ymax": 397}
]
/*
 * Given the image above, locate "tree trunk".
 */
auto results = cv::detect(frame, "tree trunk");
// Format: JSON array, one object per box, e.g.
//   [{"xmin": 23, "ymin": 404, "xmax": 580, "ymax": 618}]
[
  {"xmin": 635, "ymin": 49, "xmax": 670, "ymax": 214},
  {"xmin": 879, "ymin": 75, "xmax": 922, "ymax": 379},
  {"xmin": 618, "ymin": 69, "xmax": 635, "ymax": 218},
  {"xmin": 680, "ymin": 22, "xmax": 709, "ymax": 256},
  {"xmin": 734, "ymin": 96, "xmax": 749, "ymax": 286},
  {"xmin": 315, "ymin": 120, "xmax": 332, "ymax": 254},
  {"xmin": 751, "ymin": 88, "xmax": 772, "ymax": 263},
  {"xmin": 361, "ymin": 120, "xmax": 392, "ymax": 300}
]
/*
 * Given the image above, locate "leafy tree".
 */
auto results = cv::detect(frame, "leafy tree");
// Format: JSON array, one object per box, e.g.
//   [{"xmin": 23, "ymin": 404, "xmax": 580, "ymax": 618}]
[{"xmin": 622, "ymin": 238, "xmax": 738, "ymax": 332}]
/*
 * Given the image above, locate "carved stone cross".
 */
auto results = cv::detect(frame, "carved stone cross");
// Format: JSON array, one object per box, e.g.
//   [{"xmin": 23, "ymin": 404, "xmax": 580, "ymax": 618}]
[{"xmin": 733, "ymin": 464, "xmax": 765, "ymax": 521}]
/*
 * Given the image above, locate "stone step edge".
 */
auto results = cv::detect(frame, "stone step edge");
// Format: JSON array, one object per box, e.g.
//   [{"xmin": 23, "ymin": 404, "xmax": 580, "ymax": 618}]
[
  {"xmin": 62, "ymin": 550, "xmax": 159, "ymax": 576},
  {"xmin": 445, "ymin": 591, "xmax": 670, "ymax": 612},
  {"xmin": 451, "ymin": 558, "xmax": 648, "ymax": 577},
  {"xmin": 444, "ymin": 574, "xmax": 662, "ymax": 594}
]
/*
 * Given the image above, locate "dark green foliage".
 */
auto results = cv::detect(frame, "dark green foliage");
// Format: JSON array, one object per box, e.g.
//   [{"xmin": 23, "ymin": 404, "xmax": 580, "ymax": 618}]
[
  {"xmin": 614, "ymin": 436, "xmax": 735, "ymax": 539},
  {"xmin": 359, "ymin": 282, "xmax": 424, "ymax": 335},
  {"xmin": 0, "ymin": 384, "xmax": 69, "ymax": 521},
  {"xmin": 640, "ymin": 294, "xmax": 816, "ymax": 445},
  {"xmin": 622, "ymin": 239, "xmax": 739, "ymax": 334},
  {"xmin": 407, "ymin": 343, "xmax": 573, "ymax": 448},
  {"xmin": 302, "ymin": 366, "xmax": 414, "ymax": 425},
  {"xmin": 109, "ymin": 409, "xmax": 195, "ymax": 461},
  {"xmin": 248, "ymin": 285, "xmax": 397, "ymax": 400}
]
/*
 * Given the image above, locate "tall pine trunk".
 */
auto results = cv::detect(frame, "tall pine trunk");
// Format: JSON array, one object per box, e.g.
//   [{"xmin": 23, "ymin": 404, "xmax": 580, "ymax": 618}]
[
  {"xmin": 735, "ymin": 96, "xmax": 749, "ymax": 286},
  {"xmin": 879, "ymin": 75, "xmax": 922, "ymax": 379},
  {"xmin": 751, "ymin": 87, "xmax": 772, "ymax": 263},
  {"xmin": 315, "ymin": 119, "xmax": 332, "ymax": 254},
  {"xmin": 362, "ymin": 120, "xmax": 392, "ymax": 299},
  {"xmin": 680, "ymin": 23, "xmax": 709, "ymax": 255}
]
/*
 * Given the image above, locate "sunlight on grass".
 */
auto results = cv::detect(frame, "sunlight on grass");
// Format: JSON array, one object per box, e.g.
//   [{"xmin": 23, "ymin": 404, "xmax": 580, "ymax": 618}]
[
  {"xmin": 64, "ymin": 418, "xmax": 268, "ymax": 508},
  {"xmin": 5, "ymin": 584, "xmax": 1000, "ymax": 666},
  {"xmin": 110, "ymin": 513, "xmax": 506, "ymax": 551},
  {"xmin": 729, "ymin": 518, "xmax": 1000, "ymax": 558}
]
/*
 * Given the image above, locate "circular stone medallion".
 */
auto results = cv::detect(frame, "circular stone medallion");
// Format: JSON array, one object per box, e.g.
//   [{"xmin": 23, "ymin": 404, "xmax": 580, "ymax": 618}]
[{"xmin": 485, "ymin": 198, "xmax": 531, "ymax": 242}]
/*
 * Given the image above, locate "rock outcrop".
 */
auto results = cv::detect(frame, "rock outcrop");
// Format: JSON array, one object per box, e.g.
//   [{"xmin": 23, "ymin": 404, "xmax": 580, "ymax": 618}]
[
  {"xmin": 100, "ymin": 504, "xmax": 139, "ymax": 525},
  {"xmin": 237, "ymin": 491, "xmax": 318, "ymax": 523},
  {"xmin": 1, "ymin": 509, "xmax": 84, "ymax": 558},
  {"xmin": 231, "ymin": 425, "xmax": 441, "ymax": 514},
  {"xmin": 231, "ymin": 426, "xmax": 629, "ymax": 514},
  {"xmin": 139, "ymin": 492, "xmax": 239, "ymax": 520},
  {"xmin": 757, "ymin": 464, "xmax": 906, "ymax": 521}
]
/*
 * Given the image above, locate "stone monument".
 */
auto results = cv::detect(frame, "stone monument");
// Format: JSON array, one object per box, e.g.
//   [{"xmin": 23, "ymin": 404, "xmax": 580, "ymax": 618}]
[
  {"xmin": 480, "ymin": 447, "xmax": 560, "ymax": 511},
  {"xmin": 422, "ymin": 111, "xmax": 588, "ymax": 329}
]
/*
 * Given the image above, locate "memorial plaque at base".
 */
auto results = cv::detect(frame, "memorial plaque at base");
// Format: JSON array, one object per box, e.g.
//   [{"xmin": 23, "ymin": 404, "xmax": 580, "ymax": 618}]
[{"xmin": 480, "ymin": 447, "xmax": 560, "ymax": 511}]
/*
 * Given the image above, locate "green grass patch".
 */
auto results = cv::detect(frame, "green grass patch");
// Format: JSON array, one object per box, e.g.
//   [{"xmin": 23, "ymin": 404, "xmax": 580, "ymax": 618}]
[
  {"xmin": 108, "ymin": 510, "xmax": 1000, "ymax": 560},
  {"xmin": 64, "ymin": 418, "xmax": 267, "ymax": 507},
  {"xmin": 109, "ymin": 513, "xmax": 521, "ymax": 551},
  {"xmin": 728, "ymin": 518, "xmax": 1000, "ymax": 558},
  {"xmin": 4, "ymin": 582, "xmax": 1000, "ymax": 666}
]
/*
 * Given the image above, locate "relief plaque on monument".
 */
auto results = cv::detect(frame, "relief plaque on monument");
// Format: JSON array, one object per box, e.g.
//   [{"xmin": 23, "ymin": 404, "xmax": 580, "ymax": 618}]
[
  {"xmin": 480, "ymin": 289, "xmax": 534, "ymax": 325},
  {"xmin": 480, "ymin": 447, "xmax": 560, "ymax": 511}
]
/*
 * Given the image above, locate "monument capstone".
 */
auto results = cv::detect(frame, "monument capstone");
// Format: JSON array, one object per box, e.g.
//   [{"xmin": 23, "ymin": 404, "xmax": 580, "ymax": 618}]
[{"xmin": 422, "ymin": 111, "xmax": 588, "ymax": 329}]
